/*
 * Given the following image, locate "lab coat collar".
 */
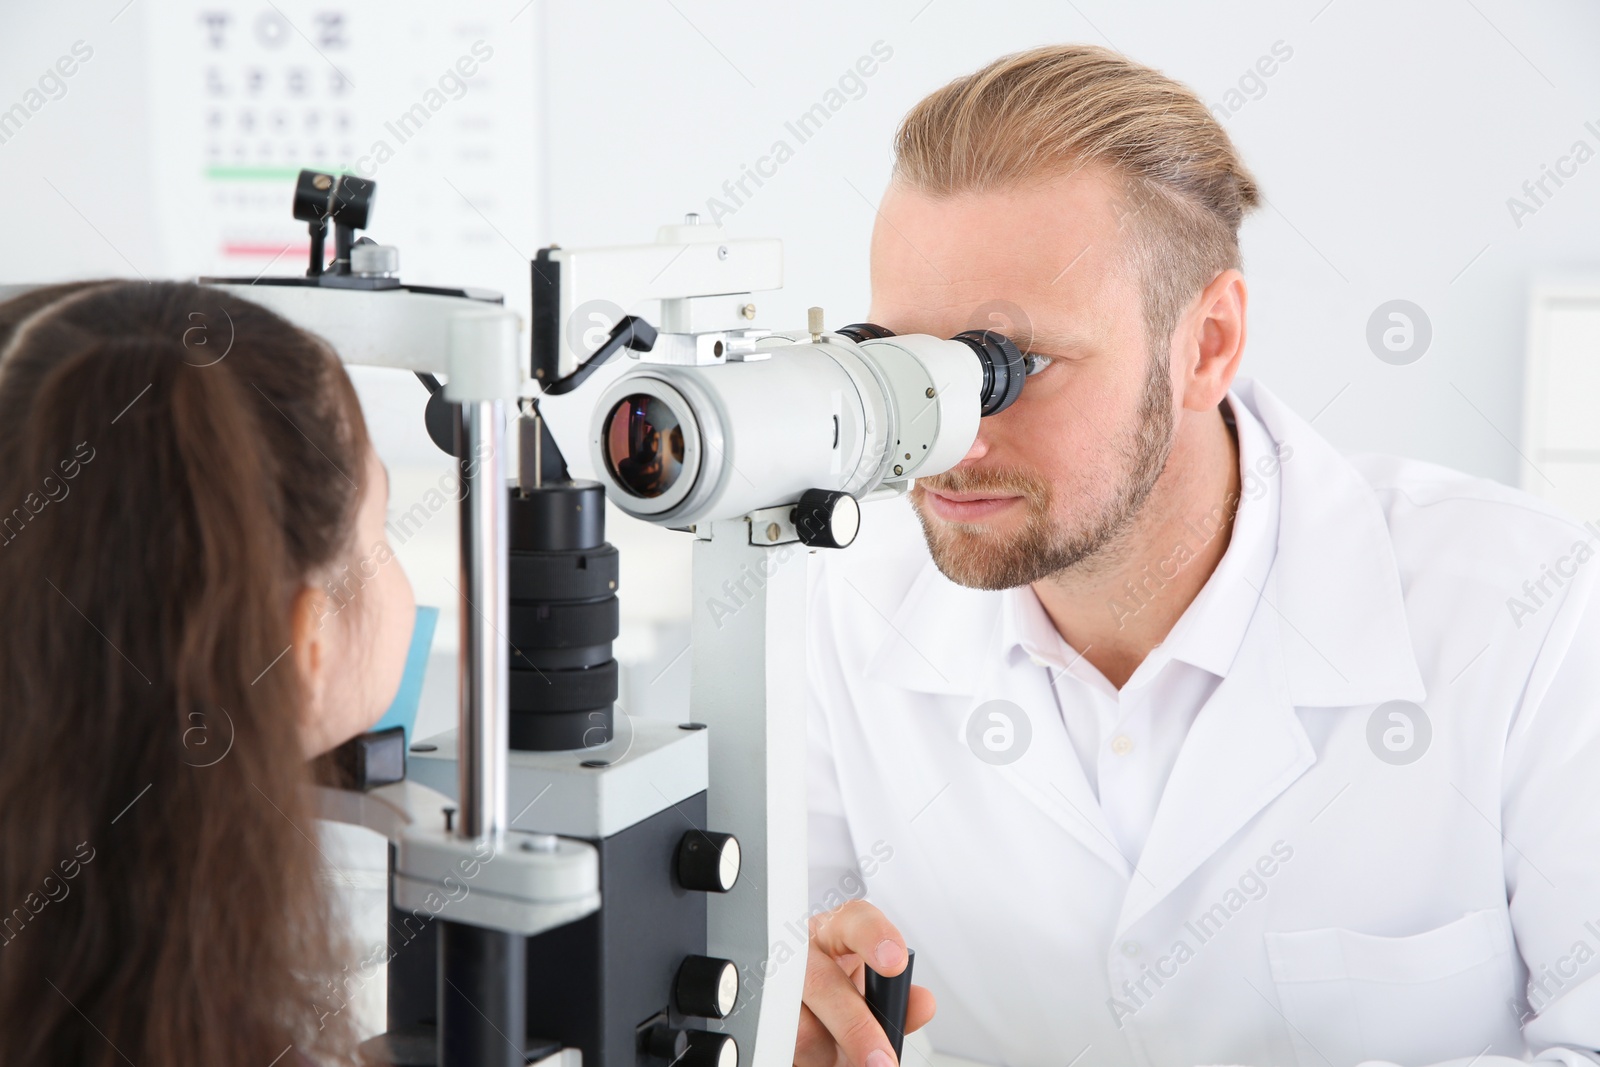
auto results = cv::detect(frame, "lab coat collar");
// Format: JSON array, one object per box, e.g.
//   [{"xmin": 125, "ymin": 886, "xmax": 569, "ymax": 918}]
[
  {"xmin": 862, "ymin": 377, "xmax": 1428, "ymax": 709},
  {"xmin": 1234, "ymin": 378, "xmax": 1428, "ymax": 707}
]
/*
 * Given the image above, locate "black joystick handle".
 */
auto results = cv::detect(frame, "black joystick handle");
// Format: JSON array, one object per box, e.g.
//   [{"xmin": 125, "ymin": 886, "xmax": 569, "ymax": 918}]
[{"xmin": 864, "ymin": 947, "xmax": 914, "ymax": 1062}]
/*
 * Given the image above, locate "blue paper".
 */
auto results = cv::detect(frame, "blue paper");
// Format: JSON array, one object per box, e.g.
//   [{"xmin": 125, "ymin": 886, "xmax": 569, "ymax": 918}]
[{"xmin": 371, "ymin": 604, "xmax": 439, "ymax": 748}]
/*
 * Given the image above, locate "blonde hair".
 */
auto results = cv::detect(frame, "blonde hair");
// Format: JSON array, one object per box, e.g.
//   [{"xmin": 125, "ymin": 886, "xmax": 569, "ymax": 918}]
[{"xmin": 893, "ymin": 44, "xmax": 1261, "ymax": 356}]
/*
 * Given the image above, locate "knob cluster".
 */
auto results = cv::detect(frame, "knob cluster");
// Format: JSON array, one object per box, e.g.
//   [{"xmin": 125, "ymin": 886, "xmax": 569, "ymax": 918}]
[{"xmin": 658, "ymin": 832, "xmax": 743, "ymax": 1066}]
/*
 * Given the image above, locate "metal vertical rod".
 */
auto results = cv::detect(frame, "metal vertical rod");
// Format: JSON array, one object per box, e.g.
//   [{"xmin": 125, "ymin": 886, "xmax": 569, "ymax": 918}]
[
  {"xmin": 443, "ymin": 398, "xmax": 522, "ymax": 1067},
  {"xmin": 456, "ymin": 398, "xmax": 508, "ymax": 841}
]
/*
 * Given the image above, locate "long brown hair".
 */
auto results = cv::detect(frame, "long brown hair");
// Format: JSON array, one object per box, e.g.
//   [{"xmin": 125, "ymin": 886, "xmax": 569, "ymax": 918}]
[{"xmin": 0, "ymin": 280, "xmax": 373, "ymax": 1065}]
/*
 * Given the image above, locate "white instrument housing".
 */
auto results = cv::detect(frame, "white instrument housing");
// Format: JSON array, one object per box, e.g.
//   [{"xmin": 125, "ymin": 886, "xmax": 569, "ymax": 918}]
[{"xmin": 590, "ymin": 331, "xmax": 983, "ymax": 527}]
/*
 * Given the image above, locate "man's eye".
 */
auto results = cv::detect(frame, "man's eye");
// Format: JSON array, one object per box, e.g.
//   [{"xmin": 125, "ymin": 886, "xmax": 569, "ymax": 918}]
[{"xmin": 1022, "ymin": 353, "xmax": 1054, "ymax": 377}]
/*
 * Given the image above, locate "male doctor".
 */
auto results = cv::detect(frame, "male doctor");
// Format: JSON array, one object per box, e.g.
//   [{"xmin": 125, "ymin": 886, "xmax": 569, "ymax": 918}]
[{"xmin": 796, "ymin": 44, "xmax": 1600, "ymax": 1067}]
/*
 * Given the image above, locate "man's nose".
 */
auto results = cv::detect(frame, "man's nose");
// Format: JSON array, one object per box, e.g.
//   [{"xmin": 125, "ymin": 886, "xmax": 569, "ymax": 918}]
[{"xmin": 956, "ymin": 428, "xmax": 991, "ymax": 466}]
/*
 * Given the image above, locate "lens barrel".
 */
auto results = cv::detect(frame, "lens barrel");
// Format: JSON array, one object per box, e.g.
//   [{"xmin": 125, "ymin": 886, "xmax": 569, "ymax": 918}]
[
  {"xmin": 841, "ymin": 323, "xmax": 1023, "ymax": 417},
  {"xmin": 506, "ymin": 481, "xmax": 619, "ymax": 751}
]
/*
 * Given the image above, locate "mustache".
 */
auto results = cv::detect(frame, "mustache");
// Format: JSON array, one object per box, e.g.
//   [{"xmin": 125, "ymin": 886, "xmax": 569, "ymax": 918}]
[{"xmin": 916, "ymin": 465, "xmax": 1048, "ymax": 498}]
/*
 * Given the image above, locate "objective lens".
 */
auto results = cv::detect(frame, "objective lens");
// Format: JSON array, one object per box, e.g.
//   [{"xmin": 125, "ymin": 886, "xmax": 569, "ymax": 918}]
[{"xmin": 603, "ymin": 393, "xmax": 686, "ymax": 498}]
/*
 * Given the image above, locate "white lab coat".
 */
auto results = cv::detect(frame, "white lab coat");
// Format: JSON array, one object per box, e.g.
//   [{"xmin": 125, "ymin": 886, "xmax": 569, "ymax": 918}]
[{"xmin": 805, "ymin": 379, "xmax": 1600, "ymax": 1067}]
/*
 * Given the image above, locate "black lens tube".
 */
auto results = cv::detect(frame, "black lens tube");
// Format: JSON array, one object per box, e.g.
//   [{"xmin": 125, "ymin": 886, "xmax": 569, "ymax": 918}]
[
  {"xmin": 951, "ymin": 330, "xmax": 1024, "ymax": 416},
  {"xmin": 506, "ymin": 480, "xmax": 619, "ymax": 751}
]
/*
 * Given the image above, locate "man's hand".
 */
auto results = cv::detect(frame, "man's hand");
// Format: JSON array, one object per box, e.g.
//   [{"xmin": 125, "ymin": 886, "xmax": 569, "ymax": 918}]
[{"xmin": 795, "ymin": 900, "xmax": 936, "ymax": 1067}]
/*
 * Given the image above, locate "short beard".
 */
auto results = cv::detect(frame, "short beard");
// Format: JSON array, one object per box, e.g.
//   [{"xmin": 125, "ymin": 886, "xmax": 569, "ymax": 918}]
[{"xmin": 910, "ymin": 350, "xmax": 1176, "ymax": 591}]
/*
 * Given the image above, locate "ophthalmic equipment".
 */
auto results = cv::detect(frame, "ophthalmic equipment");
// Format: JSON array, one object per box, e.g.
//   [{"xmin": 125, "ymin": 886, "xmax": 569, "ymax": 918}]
[{"xmin": 199, "ymin": 171, "xmax": 1027, "ymax": 1067}]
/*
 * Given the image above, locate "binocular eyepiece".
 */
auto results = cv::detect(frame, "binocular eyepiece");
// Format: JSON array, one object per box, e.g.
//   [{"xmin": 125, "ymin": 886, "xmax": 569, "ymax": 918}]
[
  {"xmin": 591, "ymin": 321, "xmax": 1025, "ymax": 530},
  {"xmin": 836, "ymin": 323, "xmax": 1026, "ymax": 418}
]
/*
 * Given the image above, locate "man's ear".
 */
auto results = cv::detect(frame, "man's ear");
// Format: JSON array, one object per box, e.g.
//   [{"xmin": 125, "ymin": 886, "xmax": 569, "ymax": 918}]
[
  {"xmin": 1175, "ymin": 268, "xmax": 1247, "ymax": 412},
  {"xmin": 290, "ymin": 585, "xmax": 330, "ymax": 747}
]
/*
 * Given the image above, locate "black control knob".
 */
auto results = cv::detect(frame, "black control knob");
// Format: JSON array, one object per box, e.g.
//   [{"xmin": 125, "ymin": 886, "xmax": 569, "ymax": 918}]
[
  {"xmin": 644, "ymin": 1025, "xmax": 688, "ymax": 1062},
  {"xmin": 791, "ymin": 489, "xmax": 861, "ymax": 550},
  {"xmin": 676, "ymin": 955, "xmax": 739, "ymax": 1019},
  {"xmin": 682, "ymin": 1031, "xmax": 738, "ymax": 1067},
  {"xmin": 676, "ymin": 831, "xmax": 740, "ymax": 893}
]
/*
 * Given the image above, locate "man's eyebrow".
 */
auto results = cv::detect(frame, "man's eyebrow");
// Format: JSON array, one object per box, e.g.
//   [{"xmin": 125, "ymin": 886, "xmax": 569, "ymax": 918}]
[{"xmin": 1018, "ymin": 329, "xmax": 1091, "ymax": 353}]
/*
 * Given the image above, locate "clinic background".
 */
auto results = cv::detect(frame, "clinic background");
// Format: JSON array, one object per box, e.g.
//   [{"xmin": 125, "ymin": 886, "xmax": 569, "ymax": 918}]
[{"xmin": 3, "ymin": 0, "xmax": 1599, "ymax": 737}]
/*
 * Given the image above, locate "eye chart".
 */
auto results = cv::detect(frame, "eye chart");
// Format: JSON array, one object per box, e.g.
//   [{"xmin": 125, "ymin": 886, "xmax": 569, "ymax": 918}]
[
  {"xmin": 142, "ymin": 1, "xmax": 542, "ymax": 309},
  {"xmin": 141, "ymin": 2, "xmax": 546, "ymax": 671}
]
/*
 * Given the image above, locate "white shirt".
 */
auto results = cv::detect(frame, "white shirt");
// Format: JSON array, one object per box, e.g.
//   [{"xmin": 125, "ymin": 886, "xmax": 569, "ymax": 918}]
[
  {"xmin": 805, "ymin": 378, "xmax": 1600, "ymax": 1067},
  {"xmin": 1001, "ymin": 395, "xmax": 1280, "ymax": 864}
]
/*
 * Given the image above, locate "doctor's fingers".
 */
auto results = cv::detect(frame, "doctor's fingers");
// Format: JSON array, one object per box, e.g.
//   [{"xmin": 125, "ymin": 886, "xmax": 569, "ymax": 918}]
[
  {"xmin": 795, "ymin": 988, "xmax": 938, "ymax": 1067},
  {"xmin": 800, "ymin": 941, "xmax": 898, "ymax": 1067},
  {"xmin": 808, "ymin": 898, "xmax": 909, "ymax": 976},
  {"xmin": 794, "ymin": 1003, "xmax": 849, "ymax": 1067}
]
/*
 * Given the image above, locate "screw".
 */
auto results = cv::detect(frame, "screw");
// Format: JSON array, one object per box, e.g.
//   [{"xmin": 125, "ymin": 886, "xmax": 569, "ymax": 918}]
[
  {"xmin": 442, "ymin": 806, "xmax": 456, "ymax": 833},
  {"xmin": 313, "ymin": 173, "xmax": 332, "ymax": 190},
  {"xmin": 717, "ymin": 245, "xmax": 729, "ymax": 261},
  {"xmin": 739, "ymin": 302, "xmax": 757, "ymax": 320},
  {"xmin": 925, "ymin": 387, "xmax": 935, "ymax": 398},
  {"xmin": 766, "ymin": 522, "xmax": 781, "ymax": 542},
  {"xmin": 894, "ymin": 464, "xmax": 904, "ymax": 476}
]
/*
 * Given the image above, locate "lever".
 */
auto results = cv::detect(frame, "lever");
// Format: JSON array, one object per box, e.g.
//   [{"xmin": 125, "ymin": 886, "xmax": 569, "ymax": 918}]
[
  {"xmin": 541, "ymin": 314, "xmax": 657, "ymax": 396},
  {"xmin": 864, "ymin": 947, "xmax": 915, "ymax": 1062}
]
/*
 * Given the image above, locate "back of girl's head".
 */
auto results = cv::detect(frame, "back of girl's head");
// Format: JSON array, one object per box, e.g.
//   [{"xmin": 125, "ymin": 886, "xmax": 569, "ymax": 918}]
[{"xmin": 0, "ymin": 280, "xmax": 372, "ymax": 1065}]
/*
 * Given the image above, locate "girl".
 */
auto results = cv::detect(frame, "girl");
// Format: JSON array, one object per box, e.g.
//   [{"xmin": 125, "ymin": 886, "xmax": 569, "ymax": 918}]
[{"xmin": 0, "ymin": 280, "xmax": 415, "ymax": 1065}]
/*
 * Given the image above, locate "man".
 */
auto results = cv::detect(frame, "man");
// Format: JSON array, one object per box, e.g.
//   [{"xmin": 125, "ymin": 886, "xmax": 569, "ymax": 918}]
[{"xmin": 796, "ymin": 44, "xmax": 1600, "ymax": 1067}]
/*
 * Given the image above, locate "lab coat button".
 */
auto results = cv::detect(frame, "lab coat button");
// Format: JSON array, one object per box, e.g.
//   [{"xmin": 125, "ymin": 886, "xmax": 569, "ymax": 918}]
[
  {"xmin": 1120, "ymin": 940, "xmax": 1140, "ymax": 957},
  {"xmin": 1111, "ymin": 734, "xmax": 1135, "ymax": 756}
]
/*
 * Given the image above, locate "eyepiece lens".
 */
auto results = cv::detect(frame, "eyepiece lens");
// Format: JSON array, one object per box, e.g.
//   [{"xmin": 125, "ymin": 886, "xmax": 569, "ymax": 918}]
[{"xmin": 603, "ymin": 393, "xmax": 685, "ymax": 498}]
